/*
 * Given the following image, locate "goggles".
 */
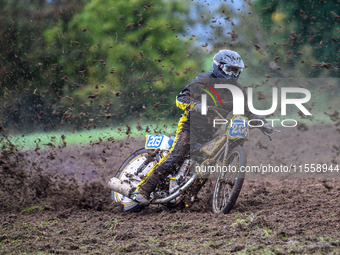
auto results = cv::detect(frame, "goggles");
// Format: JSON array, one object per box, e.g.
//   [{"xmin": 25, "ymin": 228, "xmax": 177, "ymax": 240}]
[{"xmin": 220, "ymin": 64, "xmax": 242, "ymax": 77}]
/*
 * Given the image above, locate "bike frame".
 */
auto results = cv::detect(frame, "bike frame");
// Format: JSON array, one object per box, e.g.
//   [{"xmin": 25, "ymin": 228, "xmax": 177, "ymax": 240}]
[{"xmin": 151, "ymin": 132, "xmax": 246, "ymax": 204}]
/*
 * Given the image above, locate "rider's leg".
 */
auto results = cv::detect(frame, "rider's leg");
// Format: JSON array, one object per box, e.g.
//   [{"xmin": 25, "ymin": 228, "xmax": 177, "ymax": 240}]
[{"xmin": 132, "ymin": 113, "xmax": 190, "ymax": 203}]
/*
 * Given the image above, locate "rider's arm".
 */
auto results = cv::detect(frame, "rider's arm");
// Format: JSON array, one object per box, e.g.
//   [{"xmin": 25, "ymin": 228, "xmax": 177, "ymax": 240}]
[{"xmin": 176, "ymin": 82, "xmax": 200, "ymax": 112}]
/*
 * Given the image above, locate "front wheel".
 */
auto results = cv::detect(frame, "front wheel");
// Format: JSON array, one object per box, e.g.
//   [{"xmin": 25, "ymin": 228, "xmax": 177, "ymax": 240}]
[{"xmin": 212, "ymin": 146, "xmax": 246, "ymax": 214}]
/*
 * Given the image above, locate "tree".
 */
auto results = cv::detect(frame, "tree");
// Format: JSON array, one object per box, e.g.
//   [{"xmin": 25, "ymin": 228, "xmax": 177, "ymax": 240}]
[
  {"xmin": 205, "ymin": 0, "xmax": 339, "ymax": 78},
  {"xmin": 253, "ymin": 0, "xmax": 339, "ymax": 77},
  {"xmin": 0, "ymin": 0, "xmax": 85, "ymax": 132},
  {"xmin": 44, "ymin": 0, "xmax": 202, "ymax": 129}
]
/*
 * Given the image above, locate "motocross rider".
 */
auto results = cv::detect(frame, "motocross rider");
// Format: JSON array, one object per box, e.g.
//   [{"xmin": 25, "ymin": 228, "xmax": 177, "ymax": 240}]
[{"xmin": 130, "ymin": 49, "xmax": 274, "ymax": 208}]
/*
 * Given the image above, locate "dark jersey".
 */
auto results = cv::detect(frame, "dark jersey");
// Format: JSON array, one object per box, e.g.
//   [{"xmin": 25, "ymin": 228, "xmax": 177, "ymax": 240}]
[{"xmin": 176, "ymin": 72, "xmax": 263, "ymax": 121}]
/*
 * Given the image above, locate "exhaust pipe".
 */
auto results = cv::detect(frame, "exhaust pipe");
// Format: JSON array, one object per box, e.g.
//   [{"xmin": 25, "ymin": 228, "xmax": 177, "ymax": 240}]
[{"xmin": 108, "ymin": 177, "xmax": 132, "ymax": 197}]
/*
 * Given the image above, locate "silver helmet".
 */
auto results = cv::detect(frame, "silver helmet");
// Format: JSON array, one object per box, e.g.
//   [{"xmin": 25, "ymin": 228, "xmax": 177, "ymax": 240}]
[{"xmin": 212, "ymin": 50, "xmax": 244, "ymax": 81}]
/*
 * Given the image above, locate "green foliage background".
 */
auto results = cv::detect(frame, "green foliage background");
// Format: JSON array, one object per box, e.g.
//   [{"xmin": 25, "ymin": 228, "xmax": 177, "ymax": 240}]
[{"xmin": 0, "ymin": 0, "xmax": 338, "ymax": 135}]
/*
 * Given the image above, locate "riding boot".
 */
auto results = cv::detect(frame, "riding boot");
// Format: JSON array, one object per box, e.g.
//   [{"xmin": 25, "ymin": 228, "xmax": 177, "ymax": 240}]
[{"xmin": 132, "ymin": 115, "xmax": 190, "ymax": 204}]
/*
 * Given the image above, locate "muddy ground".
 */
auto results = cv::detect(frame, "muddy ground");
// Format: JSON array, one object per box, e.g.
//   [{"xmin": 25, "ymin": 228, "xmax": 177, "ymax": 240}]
[{"xmin": 0, "ymin": 123, "xmax": 339, "ymax": 254}]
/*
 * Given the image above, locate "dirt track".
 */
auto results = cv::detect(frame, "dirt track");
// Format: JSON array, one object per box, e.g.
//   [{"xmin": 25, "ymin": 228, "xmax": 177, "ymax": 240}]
[{"xmin": 0, "ymin": 124, "xmax": 339, "ymax": 254}]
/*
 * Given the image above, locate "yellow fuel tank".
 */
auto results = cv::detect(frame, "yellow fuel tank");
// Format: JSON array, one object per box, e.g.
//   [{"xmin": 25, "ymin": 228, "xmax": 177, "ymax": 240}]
[{"xmin": 200, "ymin": 135, "xmax": 226, "ymax": 157}]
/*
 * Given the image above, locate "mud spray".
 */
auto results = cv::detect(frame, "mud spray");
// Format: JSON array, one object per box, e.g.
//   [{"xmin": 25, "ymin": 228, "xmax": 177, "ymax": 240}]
[{"xmin": 0, "ymin": 129, "xmax": 111, "ymax": 212}]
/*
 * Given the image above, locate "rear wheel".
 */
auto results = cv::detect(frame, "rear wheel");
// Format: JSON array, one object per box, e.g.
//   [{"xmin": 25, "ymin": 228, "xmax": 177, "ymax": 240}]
[
  {"xmin": 111, "ymin": 148, "xmax": 156, "ymax": 211},
  {"xmin": 212, "ymin": 146, "xmax": 246, "ymax": 214}
]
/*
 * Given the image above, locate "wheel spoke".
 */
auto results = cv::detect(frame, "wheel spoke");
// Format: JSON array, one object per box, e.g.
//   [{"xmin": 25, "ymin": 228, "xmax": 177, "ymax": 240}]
[{"xmin": 212, "ymin": 147, "xmax": 245, "ymax": 214}]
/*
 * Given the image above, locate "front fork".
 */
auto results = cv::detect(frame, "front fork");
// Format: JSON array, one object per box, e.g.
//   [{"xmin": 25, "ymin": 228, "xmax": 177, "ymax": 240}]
[
  {"xmin": 222, "ymin": 137, "xmax": 229, "ymax": 166},
  {"xmin": 185, "ymin": 138, "xmax": 230, "ymax": 208}
]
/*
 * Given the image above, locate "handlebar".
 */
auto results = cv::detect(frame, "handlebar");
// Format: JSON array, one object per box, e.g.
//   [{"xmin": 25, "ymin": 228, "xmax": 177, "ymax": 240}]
[
  {"xmin": 207, "ymin": 106, "xmax": 229, "ymax": 119},
  {"xmin": 207, "ymin": 106, "xmax": 281, "ymax": 141},
  {"xmin": 207, "ymin": 106, "xmax": 229, "ymax": 114},
  {"xmin": 261, "ymin": 128, "xmax": 281, "ymax": 141}
]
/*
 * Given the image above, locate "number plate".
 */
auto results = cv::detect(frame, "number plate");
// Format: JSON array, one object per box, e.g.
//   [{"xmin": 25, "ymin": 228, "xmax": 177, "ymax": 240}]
[
  {"xmin": 145, "ymin": 135, "xmax": 174, "ymax": 150},
  {"xmin": 145, "ymin": 135, "xmax": 164, "ymax": 149},
  {"xmin": 227, "ymin": 116, "xmax": 249, "ymax": 139}
]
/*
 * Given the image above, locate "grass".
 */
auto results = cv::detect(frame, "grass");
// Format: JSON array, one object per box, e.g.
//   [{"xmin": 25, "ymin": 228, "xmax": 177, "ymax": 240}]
[
  {"xmin": 1, "ymin": 120, "xmax": 178, "ymax": 150},
  {"xmin": 20, "ymin": 205, "xmax": 45, "ymax": 215},
  {"xmin": 231, "ymin": 213, "xmax": 255, "ymax": 228},
  {"xmin": 1, "ymin": 111, "xmax": 335, "ymax": 151},
  {"xmin": 169, "ymin": 221, "xmax": 191, "ymax": 231},
  {"xmin": 103, "ymin": 220, "xmax": 120, "ymax": 230},
  {"xmin": 1, "ymin": 79, "xmax": 338, "ymax": 151}
]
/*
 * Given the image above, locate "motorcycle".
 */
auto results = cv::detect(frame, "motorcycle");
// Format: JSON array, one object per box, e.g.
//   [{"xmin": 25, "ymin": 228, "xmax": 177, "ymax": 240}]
[{"xmin": 108, "ymin": 107, "xmax": 277, "ymax": 213}]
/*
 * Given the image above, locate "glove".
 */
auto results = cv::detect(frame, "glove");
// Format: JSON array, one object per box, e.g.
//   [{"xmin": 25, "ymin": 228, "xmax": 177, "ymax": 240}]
[
  {"xmin": 262, "ymin": 123, "xmax": 274, "ymax": 134},
  {"xmin": 194, "ymin": 103, "xmax": 202, "ymax": 113}
]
